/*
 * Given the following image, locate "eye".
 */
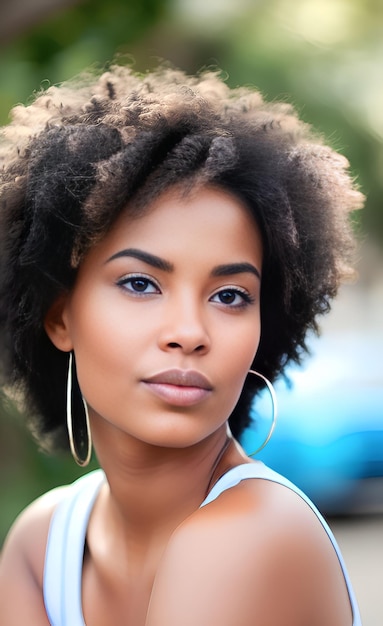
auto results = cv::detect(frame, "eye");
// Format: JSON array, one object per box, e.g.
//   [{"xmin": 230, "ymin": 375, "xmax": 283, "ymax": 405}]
[
  {"xmin": 116, "ymin": 274, "xmax": 160, "ymax": 295},
  {"xmin": 211, "ymin": 288, "xmax": 254, "ymax": 308}
]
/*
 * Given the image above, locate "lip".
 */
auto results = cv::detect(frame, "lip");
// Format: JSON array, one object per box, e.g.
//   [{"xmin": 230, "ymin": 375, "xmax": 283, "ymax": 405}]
[
  {"xmin": 144, "ymin": 369, "xmax": 213, "ymax": 389},
  {"xmin": 142, "ymin": 369, "xmax": 213, "ymax": 407}
]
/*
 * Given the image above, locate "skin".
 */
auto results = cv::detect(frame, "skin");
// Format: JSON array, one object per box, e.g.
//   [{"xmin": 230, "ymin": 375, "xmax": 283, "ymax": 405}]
[{"xmin": 0, "ymin": 185, "xmax": 353, "ymax": 625}]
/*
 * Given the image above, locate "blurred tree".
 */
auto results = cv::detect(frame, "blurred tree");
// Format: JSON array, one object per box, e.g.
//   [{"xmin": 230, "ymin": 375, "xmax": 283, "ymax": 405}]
[
  {"xmin": 0, "ymin": 0, "xmax": 170, "ymax": 124},
  {"xmin": 0, "ymin": 0, "xmax": 82, "ymax": 44}
]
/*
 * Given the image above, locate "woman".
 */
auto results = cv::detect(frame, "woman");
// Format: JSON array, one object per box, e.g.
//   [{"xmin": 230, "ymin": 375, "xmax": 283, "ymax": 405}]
[{"xmin": 0, "ymin": 64, "xmax": 364, "ymax": 625}]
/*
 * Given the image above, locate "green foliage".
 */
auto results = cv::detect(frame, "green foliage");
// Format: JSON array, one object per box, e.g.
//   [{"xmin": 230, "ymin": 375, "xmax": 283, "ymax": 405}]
[
  {"xmin": 0, "ymin": 0, "xmax": 169, "ymax": 123},
  {"xmin": 0, "ymin": 393, "xmax": 98, "ymax": 545}
]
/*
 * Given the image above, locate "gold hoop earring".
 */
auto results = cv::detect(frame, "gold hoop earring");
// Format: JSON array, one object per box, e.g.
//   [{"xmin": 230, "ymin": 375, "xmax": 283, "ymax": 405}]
[
  {"xmin": 67, "ymin": 351, "xmax": 92, "ymax": 467},
  {"xmin": 247, "ymin": 370, "xmax": 277, "ymax": 456}
]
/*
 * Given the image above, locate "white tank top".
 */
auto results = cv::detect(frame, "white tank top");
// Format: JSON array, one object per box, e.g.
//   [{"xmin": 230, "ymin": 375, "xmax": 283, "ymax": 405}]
[{"xmin": 43, "ymin": 462, "xmax": 362, "ymax": 625}]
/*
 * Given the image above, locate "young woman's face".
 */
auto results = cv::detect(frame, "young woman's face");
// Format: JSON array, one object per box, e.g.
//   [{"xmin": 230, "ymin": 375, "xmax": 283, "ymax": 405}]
[{"xmin": 48, "ymin": 186, "xmax": 263, "ymax": 451}]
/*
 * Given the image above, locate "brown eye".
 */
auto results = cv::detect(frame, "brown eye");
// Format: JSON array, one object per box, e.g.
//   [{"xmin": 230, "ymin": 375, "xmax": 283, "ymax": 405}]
[
  {"xmin": 211, "ymin": 288, "xmax": 254, "ymax": 308},
  {"xmin": 131, "ymin": 278, "xmax": 150, "ymax": 292},
  {"xmin": 117, "ymin": 274, "xmax": 160, "ymax": 295},
  {"xmin": 219, "ymin": 290, "xmax": 237, "ymax": 304}
]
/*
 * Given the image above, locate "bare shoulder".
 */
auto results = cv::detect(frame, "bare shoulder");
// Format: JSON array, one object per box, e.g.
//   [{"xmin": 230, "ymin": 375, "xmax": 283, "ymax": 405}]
[
  {"xmin": 147, "ymin": 476, "xmax": 353, "ymax": 626},
  {"xmin": 1, "ymin": 484, "xmax": 69, "ymax": 580},
  {"xmin": 0, "ymin": 484, "xmax": 69, "ymax": 625}
]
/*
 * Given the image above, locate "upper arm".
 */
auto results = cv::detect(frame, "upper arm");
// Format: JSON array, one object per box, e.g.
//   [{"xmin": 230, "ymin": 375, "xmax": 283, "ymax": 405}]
[
  {"xmin": 146, "ymin": 481, "xmax": 353, "ymax": 626},
  {"xmin": 0, "ymin": 487, "xmax": 66, "ymax": 625}
]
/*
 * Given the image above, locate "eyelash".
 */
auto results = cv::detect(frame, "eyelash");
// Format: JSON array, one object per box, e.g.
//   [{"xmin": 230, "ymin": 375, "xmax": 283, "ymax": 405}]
[{"xmin": 116, "ymin": 275, "xmax": 255, "ymax": 309}]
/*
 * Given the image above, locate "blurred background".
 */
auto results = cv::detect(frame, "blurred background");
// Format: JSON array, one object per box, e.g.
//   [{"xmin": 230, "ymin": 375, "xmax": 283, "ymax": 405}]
[{"xmin": 0, "ymin": 0, "xmax": 382, "ymax": 624}]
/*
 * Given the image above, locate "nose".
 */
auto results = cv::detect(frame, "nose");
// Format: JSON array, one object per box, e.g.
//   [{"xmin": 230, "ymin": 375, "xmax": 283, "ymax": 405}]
[{"xmin": 157, "ymin": 293, "xmax": 211, "ymax": 355}]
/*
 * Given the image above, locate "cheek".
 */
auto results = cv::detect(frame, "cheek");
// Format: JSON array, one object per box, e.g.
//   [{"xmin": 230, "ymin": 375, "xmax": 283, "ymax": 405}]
[
  {"xmin": 216, "ymin": 319, "xmax": 261, "ymax": 407},
  {"xmin": 225, "ymin": 316, "xmax": 261, "ymax": 366},
  {"xmin": 69, "ymin": 286, "xmax": 147, "ymax": 352}
]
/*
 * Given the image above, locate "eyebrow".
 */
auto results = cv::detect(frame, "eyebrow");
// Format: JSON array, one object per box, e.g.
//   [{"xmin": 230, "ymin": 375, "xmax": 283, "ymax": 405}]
[
  {"xmin": 106, "ymin": 248, "xmax": 174, "ymax": 272},
  {"xmin": 106, "ymin": 248, "xmax": 261, "ymax": 280},
  {"xmin": 211, "ymin": 262, "xmax": 261, "ymax": 280}
]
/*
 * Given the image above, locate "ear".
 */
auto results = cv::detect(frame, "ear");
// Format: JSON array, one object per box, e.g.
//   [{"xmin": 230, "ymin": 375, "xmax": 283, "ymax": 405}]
[{"xmin": 44, "ymin": 293, "xmax": 73, "ymax": 352}]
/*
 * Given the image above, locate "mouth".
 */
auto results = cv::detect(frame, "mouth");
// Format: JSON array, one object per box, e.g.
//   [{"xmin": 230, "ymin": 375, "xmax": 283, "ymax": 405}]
[{"xmin": 142, "ymin": 369, "xmax": 213, "ymax": 407}]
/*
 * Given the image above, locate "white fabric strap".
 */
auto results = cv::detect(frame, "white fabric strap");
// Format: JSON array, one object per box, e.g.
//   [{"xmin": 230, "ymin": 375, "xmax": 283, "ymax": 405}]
[{"xmin": 43, "ymin": 470, "xmax": 105, "ymax": 625}]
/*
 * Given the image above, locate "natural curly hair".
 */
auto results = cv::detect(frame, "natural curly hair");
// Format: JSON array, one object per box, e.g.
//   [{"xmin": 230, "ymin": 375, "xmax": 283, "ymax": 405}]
[{"xmin": 0, "ymin": 63, "xmax": 363, "ymax": 452}]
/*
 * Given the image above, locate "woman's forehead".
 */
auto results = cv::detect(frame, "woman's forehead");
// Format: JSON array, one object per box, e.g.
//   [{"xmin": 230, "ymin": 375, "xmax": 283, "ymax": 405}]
[{"xmin": 81, "ymin": 185, "xmax": 263, "ymax": 271}]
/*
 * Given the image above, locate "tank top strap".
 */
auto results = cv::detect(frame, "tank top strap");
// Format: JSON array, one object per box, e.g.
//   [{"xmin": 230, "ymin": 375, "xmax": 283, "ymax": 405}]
[
  {"xmin": 200, "ymin": 461, "xmax": 362, "ymax": 626},
  {"xmin": 43, "ymin": 469, "xmax": 105, "ymax": 626}
]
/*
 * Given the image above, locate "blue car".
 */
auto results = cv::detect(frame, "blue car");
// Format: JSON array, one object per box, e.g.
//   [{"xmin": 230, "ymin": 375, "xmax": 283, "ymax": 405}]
[{"xmin": 240, "ymin": 332, "xmax": 383, "ymax": 515}]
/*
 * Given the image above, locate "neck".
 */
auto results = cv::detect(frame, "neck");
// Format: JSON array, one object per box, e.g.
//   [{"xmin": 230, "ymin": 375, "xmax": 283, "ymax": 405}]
[
  {"xmin": 89, "ymin": 419, "xmax": 242, "ymax": 538},
  {"xmin": 84, "ymin": 418, "xmax": 250, "ymax": 586}
]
